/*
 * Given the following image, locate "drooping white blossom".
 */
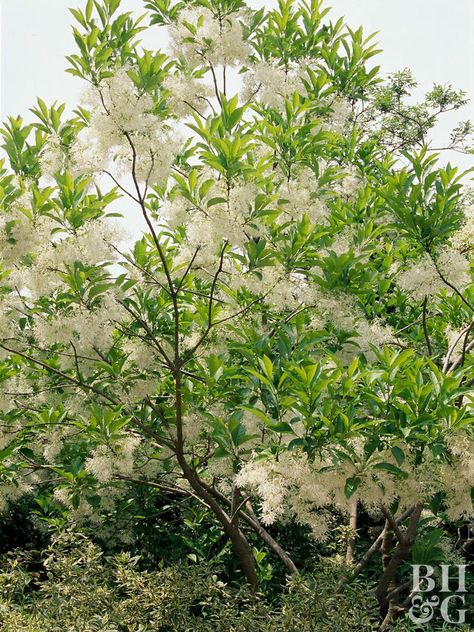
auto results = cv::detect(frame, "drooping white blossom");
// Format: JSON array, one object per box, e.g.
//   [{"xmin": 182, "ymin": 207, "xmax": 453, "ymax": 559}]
[
  {"xmin": 238, "ymin": 434, "xmax": 474, "ymax": 540},
  {"xmin": 397, "ymin": 250, "xmax": 470, "ymax": 300},
  {"xmin": 243, "ymin": 62, "xmax": 305, "ymax": 108},
  {"xmin": 277, "ymin": 170, "xmax": 330, "ymax": 224},
  {"xmin": 451, "ymin": 202, "xmax": 474, "ymax": 250},
  {"xmin": 163, "ymin": 73, "xmax": 213, "ymax": 117},
  {"xmin": 85, "ymin": 435, "xmax": 141, "ymax": 483},
  {"xmin": 39, "ymin": 133, "xmax": 66, "ymax": 178},
  {"xmin": 78, "ymin": 69, "xmax": 180, "ymax": 184},
  {"xmin": 170, "ymin": 7, "xmax": 250, "ymax": 68}
]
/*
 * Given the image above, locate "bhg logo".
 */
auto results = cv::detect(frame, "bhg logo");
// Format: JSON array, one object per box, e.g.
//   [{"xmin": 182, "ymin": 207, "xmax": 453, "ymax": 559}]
[{"xmin": 408, "ymin": 565, "xmax": 468, "ymax": 625}]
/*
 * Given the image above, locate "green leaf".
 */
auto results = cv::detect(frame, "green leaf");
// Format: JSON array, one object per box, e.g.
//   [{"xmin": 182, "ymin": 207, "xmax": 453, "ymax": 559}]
[
  {"xmin": 247, "ymin": 369, "xmax": 272, "ymax": 387},
  {"xmin": 86, "ymin": 0, "xmax": 94, "ymax": 21},
  {"xmin": 391, "ymin": 446, "xmax": 405, "ymax": 466},
  {"xmin": 240, "ymin": 406, "xmax": 271, "ymax": 425},
  {"xmin": 373, "ymin": 462, "xmax": 407, "ymax": 478},
  {"xmin": 344, "ymin": 476, "xmax": 362, "ymax": 499},
  {"xmin": 260, "ymin": 355, "xmax": 273, "ymax": 379}
]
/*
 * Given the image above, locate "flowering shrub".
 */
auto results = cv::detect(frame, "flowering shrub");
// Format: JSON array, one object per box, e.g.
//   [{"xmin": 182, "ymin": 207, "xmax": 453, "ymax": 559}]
[{"xmin": 0, "ymin": 0, "xmax": 473, "ymax": 628}]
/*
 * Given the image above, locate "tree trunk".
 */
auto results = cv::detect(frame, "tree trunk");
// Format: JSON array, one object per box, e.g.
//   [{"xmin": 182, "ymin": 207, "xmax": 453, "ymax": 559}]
[
  {"xmin": 381, "ymin": 521, "xmax": 393, "ymax": 574},
  {"xmin": 226, "ymin": 521, "xmax": 260, "ymax": 589},
  {"xmin": 199, "ymin": 478, "xmax": 299, "ymax": 576},
  {"xmin": 244, "ymin": 502, "xmax": 299, "ymax": 575},
  {"xmin": 177, "ymin": 454, "xmax": 259, "ymax": 588},
  {"xmin": 346, "ymin": 499, "xmax": 358, "ymax": 564},
  {"xmin": 376, "ymin": 503, "xmax": 423, "ymax": 626}
]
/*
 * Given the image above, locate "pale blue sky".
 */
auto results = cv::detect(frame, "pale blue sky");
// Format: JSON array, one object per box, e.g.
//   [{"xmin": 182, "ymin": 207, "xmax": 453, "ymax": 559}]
[{"xmin": 1, "ymin": 0, "xmax": 473, "ymax": 166}]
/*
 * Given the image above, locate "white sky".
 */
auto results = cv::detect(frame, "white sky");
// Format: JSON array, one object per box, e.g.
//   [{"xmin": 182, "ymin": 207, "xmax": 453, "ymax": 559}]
[{"xmin": 1, "ymin": 0, "xmax": 473, "ymax": 168}]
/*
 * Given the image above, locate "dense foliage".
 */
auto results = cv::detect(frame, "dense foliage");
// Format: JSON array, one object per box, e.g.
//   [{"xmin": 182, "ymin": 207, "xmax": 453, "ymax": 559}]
[
  {"xmin": 0, "ymin": 0, "xmax": 473, "ymax": 628},
  {"xmin": 0, "ymin": 531, "xmax": 380, "ymax": 631}
]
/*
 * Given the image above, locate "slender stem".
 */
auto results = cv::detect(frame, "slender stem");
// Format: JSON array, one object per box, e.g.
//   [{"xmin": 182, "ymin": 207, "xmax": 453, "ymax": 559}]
[
  {"xmin": 380, "ymin": 506, "xmax": 405, "ymax": 544},
  {"xmin": 450, "ymin": 337, "xmax": 474, "ymax": 372},
  {"xmin": 460, "ymin": 321, "xmax": 474, "ymax": 368},
  {"xmin": 337, "ymin": 506, "xmax": 415, "ymax": 591},
  {"xmin": 375, "ymin": 503, "xmax": 423, "ymax": 609},
  {"xmin": 123, "ymin": 131, "xmax": 178, "ymax": 306},
  {"xmin": 430, "ymin": 253, "xmax": 474, "ymax": 312},
  {"xmin": 197, "ymin": 478, "xmax": 299, "ymax": 575},
  {"xmin": 176, "ymin": 247, "xmax": 201, "ymax": 292},
  {"xmin": 102, "ymin": 170, "xmax": 140, "ymax": 203},
  {"xmin": 183, "ymin": 100, "xmax": 206, "ymax": 119},
  {"xmin": 421, "ymin": 296, "xmax": 432, "ymax": 355},
  {"xmin": 443, "ymin": 319, "xmax": 474, "ymax": 372},
  {"xmin": 117, "ymin": 299, "xmax": 174, "ymax": 368},
  {"xmin": 0, "ymin": 342, "xmax": 118, "ymax": 406},
  {"xmin": 208, "ymin": 62, "xmax": 222, "ymax": 106},
  {"xmin": 346, "ymin": 499, "xmax": 358, "ymax": 564}
]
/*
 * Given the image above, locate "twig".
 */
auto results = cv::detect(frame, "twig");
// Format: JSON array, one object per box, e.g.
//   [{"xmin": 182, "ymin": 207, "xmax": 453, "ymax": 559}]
[{"xmin": 421, "ymin": 296, "xmax": 432, "ymax": 355}]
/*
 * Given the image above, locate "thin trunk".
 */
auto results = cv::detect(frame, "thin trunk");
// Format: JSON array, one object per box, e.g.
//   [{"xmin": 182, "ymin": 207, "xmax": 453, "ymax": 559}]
[
  {"xmin": 379, "ymin": 521, "xmax": 399, "ymax": 624},
  {"xmin": 337, "ymin": 506, "xmax": 414, "ymax": 592},
  {"xmin": 226, "ymin": 521, "xmax": 260, "ymax": 589},
  {"xmin": 231, "ymin": 483, "xmax": 242, "ymax": 522},
  {"xmin": 346, "ymin": 499, "xmax": 358, "ymax": 564},
  {"xmin": 245, "ymin": 502, "xmax": 299, "ymax": 575},
  {"xmin": 199, "ymin": 479, "xmax": 299, "ymax": 576},
  {"xmin": 381, "ymin": 521, "xmax": 393, "ymax": 573},
  {"xmin": 123, "ymin": 128, "xmax": 259, "ymax": 588},
  {"xmin": 376, "ymin": 504, "xmax": 423, "ymax": 614},
  {"xmin": 176, "ymin": 454, "xmax": 259, "ymax": 588}
]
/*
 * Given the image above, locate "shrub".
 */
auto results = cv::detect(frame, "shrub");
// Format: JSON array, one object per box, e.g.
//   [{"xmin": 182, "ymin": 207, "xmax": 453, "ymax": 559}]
[{"xmin": 0, "ymin": 531, "xmax": 380, "ymax": 631}]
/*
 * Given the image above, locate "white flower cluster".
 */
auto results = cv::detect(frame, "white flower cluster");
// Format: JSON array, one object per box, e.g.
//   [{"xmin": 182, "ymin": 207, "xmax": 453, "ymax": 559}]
[
  {"xmin": 310, "ymin": 291, "xmax": 396, "ymax": 362},
  {"xmin": 266, "ymin": 269, "xmax": 314, "ymax": 310},
  {"xmin": 333, "ymin": 166, "xmax": 362, "ymax": 199},
  {"xmin": 238, "ymin": 433, "xmax": 474, "ymax": 540},
  {"xmin": 243, "ymin": 62, "xmax": 305, "ymax": 108},
  {"xmin": 122, "ymin": 339, "xmax": 152, "ymax": 372},
  {"xmin": 346, "ymin": 318, "xmax": 396, "ymax": 363},
  {"xmin": 39, "ymin": 133, "xmax": 66, "ymax": 179},
  {"xmin": 186, "ymin": 182, "xmax": 258, "ymax": 252},
  {"xmin": 326, "ymin": 97, "xmax": 352, "ymax": 134},
  {"xmin": 78, "ymin": 69, "xmax": 179, "ymax": 184},
  {"xmin": 8, "ymin": 220, "xmax": 122, "ymax": 300},
  {"xmin": 445, "ymin": 326, "xmax": 465, "ymax": 365},
  {"xmin": 85, "ymin": 435, "xmax": 141, "ymax": 484},
  {"xmin": 0, "ymin": 297, "xmax": 25, "ymax": 360},
  {"xmin": 123, "ymin": 377, "xmax": 158, "ymax": 405},
  {"xmin": 277, "ymin": 170, "xmax": 330, "ymax": 224},
  {"xmin": 42, "ymin": 429, "xmax": 69, "ymax": 462},
  {"xmin": 0, "ymin": 197, "xmax": 55, "ymax": 267},
  {"xmin": 223, "ymin": 262, "xmax": 312, "ymax": 311},
  {"xmin": 326, "ymin": 233, "xmax": 353, "ymax": 256},
  {"xmin": 451, "ymin": 202, "xmax": 474, "ymax": 250},
  {"xmin": 442, "ymin": 433, "xmax": 474, "ymax": 520},
  {"xmin": 162, "ymin": 73, "xmax": 213, "ymax": 118},
  {"xmin": 183, "ymin": 407, "xmax": 205, "ymax": 443},
  {"xmin": 236, "ymin": 459, "xmax": 287, "ymax": 525},
  {"xmin": 89, "ymin": 68, "xmax": 155, "ymax": 134},
  {"xmin": 0, "ymin": 476, "xmax": 35, "ymax": 513},
  {"xmin": 397, "ymin": 250, "xmax": 471, "ymax": 300},
  {"xmin": 170, "ymin": 7, "xmax": 250, "ymax": 68},
  {"xmin": 68, "ymin": 126, "xmax": 108, "ymax": 177},
  {"xmin": 159, "ymin": 196, "xmax": 189, "ymax": 230},
  {"xmin": 34, "ymin": 292, "xmax": 126, "ymax": 355},
  {"xmin": 0, "ymin": 374, "xmax": 34, "ymax": 412},
  {"xmin": 173, "ymin": 181, "xmax": 264, "ymax": 275}
]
